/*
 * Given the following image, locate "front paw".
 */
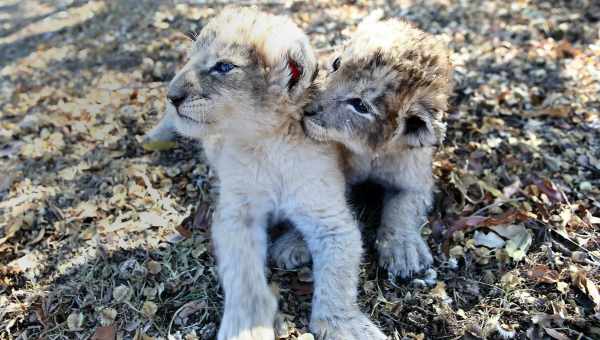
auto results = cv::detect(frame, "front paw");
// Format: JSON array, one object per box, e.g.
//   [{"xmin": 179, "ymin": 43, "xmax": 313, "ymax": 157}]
[
  {"xmin": 377, "ymin": 230, "xmax": 433, "ymax": 279},
  {"xmin": 270, "ymin": 232, "xmax": 311, "ymax": 270},
  {"xmin": 311, "ymin": 311, "xmax": 386, "ymax": 340},
  {"xmin": 218, "ymin": 311, "xmax": 275, "ymax": 340}
]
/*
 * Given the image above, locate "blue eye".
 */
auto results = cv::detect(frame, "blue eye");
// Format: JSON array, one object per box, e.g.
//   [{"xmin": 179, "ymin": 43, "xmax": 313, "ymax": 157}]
[
  {"xmin": 212, "ymin": 62, "xmax": 235, "ymax": 74},
  {"xmin": 347, "ymin": 98, "xmax": 370, "ymax": 114}
]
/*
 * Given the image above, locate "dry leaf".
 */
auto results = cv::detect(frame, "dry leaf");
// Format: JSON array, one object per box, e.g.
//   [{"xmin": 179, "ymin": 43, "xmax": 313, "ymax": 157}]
[
  {"xmin": 176, "ymin": 224, "xmax": 192, "ymax": 239},
  {"xmin": 556, "ymin": 281, "xmax": 569, "ymax": 294},
  {"xmin": 526, "ymin": 265, "xmax": 559, "ymax": 284},
  {"xmin": 91, "ymin": 325, "xmax": 116, "ymax": 340},
  {"xmin": 139, "ymin": 212, "xmax": 168, "ymax": 228},
  {"xmin": 146, "ymin": 260, "xmax": 162, "ymax": 275},
  {"xmin": 175, "ymin": 300, "xmax": 206, "ymax": 326},
  {"xmin": 67, "ymin": 312, "xmax": 84, "ymax": 331},
  {"xmin": 430, "ymin": 281, "xmax": 451, "ymax": 303},
  {"xmin": 142, "ymin": 301, "xmax": 158, "ymax": 318},
  {"xmin": 500, "ymin": 272, "xmax": 522, "ymax": 289},
  {"xmin": 113, "ymin": 285, "xmax": 130, "ymax": 302},
  {"xmin": 99, "ymin": 307, "xmax": 117, "ymax": 325},
  {"xmin": 571, "ymin": 270, "xmax": 600, "ymax": 307},
  {"xmin": 504, "ymin": 228, "xmax": 532, "ymax": 262},
  {"xmin": 473, "ymin": 230, "xmax": 506, "ymax": 248},
  {"xmin": 544, "ymin": 328, "xmax": 570, "ymax": 340}
]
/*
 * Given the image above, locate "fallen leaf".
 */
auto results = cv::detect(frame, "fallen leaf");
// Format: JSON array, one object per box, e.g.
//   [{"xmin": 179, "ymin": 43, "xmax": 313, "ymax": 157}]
[
  {"xmin": 99, "ymin": 307, "xmax": 117, "ymax": 326},
  {"xmin": 146, "ymin": 260, "xmax": 162, "ymax": 275},
  {"xmin": 526, "ymin": 265, "xmax": 559, "ymax": 284},
  {"xmin": 490, "ymin": 224, "xmax": 527, "ymax": 239},
  {"xmin": 430, "ymin": 281, "xmax": 451, "ymax": 303},
  {"xmin": 139, "ymin": 211, "xmax": 168, "ymax": 228},
  {"xmin": 67, "ymin": 312, "xmax": 84, "ymax": 331},
  {"xmin": 556, "ymin": 281, "xmax": 570, "ymax": 294},
  {"xmin": 571, "ymin": 270, "xmax": 600, "ymax": 307},
  {"xmin": 500, "ymin": 272, "xmax": 522, "ymax": 289},
  {"xmin": 502, "ymin": 179, "xmax": 522, "ymax": 198},
  {"xmin": 504, "ymin": 227, "xmax": 533, "ymax": 262},
  {"xmin": 91, "ymin": 325, "xmax": 116, "ymax": 340},
  {"xmin": 571, "ymin": 251, "xmax": 588, "ymax": 263},
  {"xmin": 112, "ymin": 285, "xmax": 130, "ymax": 302},
  {"xmin": 533, "ymin": 178, "xmax": 564, "ymax": 203},
  {"xmin": 176, "ymin": 224, "xmax": 192, "ymax": 239},
  {"xmin": 175, "ymin": 300, "xmax": 206, "ymax": 326},
  {"xmin": 544, "ymin": 327, "xmax": 570, "ymax": 340},
  {"xmin": 142, "ymin": 301, "xmax": 158, "ymax": 318},
  {"xmin": 473, "ymin": 230, "xmax": 506, "ymax": 248}
]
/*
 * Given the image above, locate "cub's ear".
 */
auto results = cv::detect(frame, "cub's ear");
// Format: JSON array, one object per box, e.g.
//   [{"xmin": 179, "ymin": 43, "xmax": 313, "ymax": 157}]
[
  {"xmin": 391, "ymin": 106, "xmax": 446, "ymax": 148},
  {"xmin": 264, "ymin": 32, "xmax": 318, "ymax": 102}
]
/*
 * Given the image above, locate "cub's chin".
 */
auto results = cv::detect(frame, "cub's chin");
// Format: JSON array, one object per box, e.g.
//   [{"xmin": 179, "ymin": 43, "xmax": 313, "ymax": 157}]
[
  {"xmin": 302, "ymin": 117, "xmax": 330, "ymax": 142},
  {"xmin": 173, "ymin": 116, "xmax": 208, "ymax": 140}
]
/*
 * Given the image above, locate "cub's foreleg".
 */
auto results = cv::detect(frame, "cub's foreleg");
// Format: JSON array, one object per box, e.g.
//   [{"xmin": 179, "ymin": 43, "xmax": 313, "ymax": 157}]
[
  {"xmin": 213, "ymin": 193, "xmax": 277, "ymax": 340},
  {"xmin": 291, "ymin": 199, "xmax": 385, "ymax": 340}
]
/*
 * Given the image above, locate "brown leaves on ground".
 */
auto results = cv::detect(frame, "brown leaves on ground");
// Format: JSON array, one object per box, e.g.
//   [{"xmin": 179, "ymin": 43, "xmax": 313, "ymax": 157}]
[{"xmin": 1, "ymin": 0, "xmax": 599, "ymax": 339}]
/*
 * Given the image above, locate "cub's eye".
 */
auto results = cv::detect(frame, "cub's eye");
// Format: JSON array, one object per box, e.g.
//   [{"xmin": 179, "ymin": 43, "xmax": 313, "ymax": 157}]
[
  {"xmin": 347, "ymin": 98, "xmax": 370, "ymax": 114},
  {"xmin": 332, "ymin": 57, "xmax": 341, "ymax": 72},
  {"xmin": 212, "ymin": 62, "xmax": 236, "ymax": 74}
]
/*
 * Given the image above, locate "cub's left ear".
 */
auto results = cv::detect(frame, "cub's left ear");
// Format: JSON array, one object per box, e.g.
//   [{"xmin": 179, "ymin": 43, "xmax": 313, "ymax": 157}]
[
  {"xmin": 267, "ymin": 38, "xmax": 318, "ymax": 101},
  {"xmin": 392, "ymin": 109, "xmax": 446, "ymax": 148}
]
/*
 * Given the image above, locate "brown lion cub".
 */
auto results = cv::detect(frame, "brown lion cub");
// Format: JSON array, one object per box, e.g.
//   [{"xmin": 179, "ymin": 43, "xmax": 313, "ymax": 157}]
[
  {"xmin": 160, "ymin": 7, "xmax": 386, "ymax": 340},
  {"xmin": 277, "ymin": 19, "xmax": 453, "ymax": 279}
]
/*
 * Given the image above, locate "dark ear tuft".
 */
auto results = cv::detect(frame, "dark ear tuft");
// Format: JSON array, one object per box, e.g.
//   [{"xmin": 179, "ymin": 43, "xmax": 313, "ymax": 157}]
[
  {"xmin": 287, "ymin": 57, "xmax": 303, "ymax": 91},
  {"xmin": 404, "ymin": 116, "xmax": 427, "ymax": 134}
]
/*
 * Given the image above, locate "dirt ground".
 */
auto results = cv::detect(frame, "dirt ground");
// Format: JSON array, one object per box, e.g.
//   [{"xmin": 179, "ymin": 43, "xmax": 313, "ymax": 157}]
[{"xmin": 1, "ymin": 0, "xmax": 599, "ymax": 339}]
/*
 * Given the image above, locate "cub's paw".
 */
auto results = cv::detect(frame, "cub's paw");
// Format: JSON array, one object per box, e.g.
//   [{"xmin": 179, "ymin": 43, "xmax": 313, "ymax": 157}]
[
  {"xmin": 311, "ymin": 311, "xmax": 386, "ymax": 340},
  {"xmin": 270, "ymin": 231, "xmax": 311, "ymax": 270},
  {"xmin": 377, "ymin": 230, "xmax": 433, "ymax": 279},
  {"xmin": 218, "ymin": 311, "xmax": 275, "ymax": 340}
]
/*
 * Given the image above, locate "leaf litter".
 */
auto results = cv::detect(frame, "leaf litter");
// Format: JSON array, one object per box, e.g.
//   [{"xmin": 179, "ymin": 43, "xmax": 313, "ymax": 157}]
[{"xmin": 1, "ymin": 0, "xmax": 599, "ymax": 339}]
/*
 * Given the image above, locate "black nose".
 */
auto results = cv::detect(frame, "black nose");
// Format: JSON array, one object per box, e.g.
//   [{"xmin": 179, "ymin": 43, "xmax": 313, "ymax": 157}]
[{"xmin": 167, "ymin": 90, "xmax": 187, "ymax": 108}]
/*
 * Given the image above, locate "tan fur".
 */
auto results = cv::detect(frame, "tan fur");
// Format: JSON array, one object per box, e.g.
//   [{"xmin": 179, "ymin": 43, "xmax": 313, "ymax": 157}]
[
  {"xmin": 275, "ymin": 19, "xmax": 453, "ymax": 278},
  {"xmin": 159, "ymin": 7, "xmax": 386, "ymax": 340}
]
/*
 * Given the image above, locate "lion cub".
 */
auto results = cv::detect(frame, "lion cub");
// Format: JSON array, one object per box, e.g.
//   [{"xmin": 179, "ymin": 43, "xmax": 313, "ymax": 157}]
[
  {"xmin": 276, "ymin": 19, "xmax": 453, "ymax": 279},
  {"xmin": 160, "ymin": 8, "xmax": 385, "ymax": 340}
]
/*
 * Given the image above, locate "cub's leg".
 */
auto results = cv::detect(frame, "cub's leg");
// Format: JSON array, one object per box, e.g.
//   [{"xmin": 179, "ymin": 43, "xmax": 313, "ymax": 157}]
[
  {"xmin": 291, "ymin": 202, "xmax": 385, "ymax": 340},
  {"xmin": 143, "ymin": 102, "xmax": 177, "ymax": 144},
  {"xmin": 213, "ymin": 194, "xmax": 277, "ymax": 340},
  {"xmin": 270, "ymin": 228, "xmax": 310, "ymax": 269},
  {"xmin": 377, "ymin": 189, "xmax": 433, "ymax": 279}
]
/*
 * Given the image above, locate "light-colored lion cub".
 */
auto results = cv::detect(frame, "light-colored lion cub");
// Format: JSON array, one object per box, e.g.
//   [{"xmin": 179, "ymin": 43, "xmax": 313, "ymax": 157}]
[
  {"xmin": 159, "ymin": 8, "xmax": 385, "ymax": 340},
  {"xmin": 283, "ymin": 19, "xmax": 453, "ymax": 279}
]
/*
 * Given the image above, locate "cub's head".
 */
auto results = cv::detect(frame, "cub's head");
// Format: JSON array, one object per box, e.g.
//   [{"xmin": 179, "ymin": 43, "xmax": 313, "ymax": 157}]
[
  {"xmin": 168, "ymin": 7, "xmax": 318, "ymax": 139},
  {"xmin": 303, "ymin": 20, "xmax": 452, "ymax": 155}
]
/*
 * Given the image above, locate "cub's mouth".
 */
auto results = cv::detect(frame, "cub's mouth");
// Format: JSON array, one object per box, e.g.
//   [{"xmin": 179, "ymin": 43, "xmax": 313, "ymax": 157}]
[{"xmin": 302, "ymin": 117, "xmax": 330, "ymax": 142}]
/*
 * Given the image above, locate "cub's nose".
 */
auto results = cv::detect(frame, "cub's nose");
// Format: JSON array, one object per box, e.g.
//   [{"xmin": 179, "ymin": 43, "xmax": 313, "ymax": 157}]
[{"xmin": 167, "ymin": 89, "xmax": 187, "ymax": 108}]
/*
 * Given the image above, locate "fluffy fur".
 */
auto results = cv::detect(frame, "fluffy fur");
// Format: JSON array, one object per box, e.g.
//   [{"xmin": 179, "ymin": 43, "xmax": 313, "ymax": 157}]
[
  {"xmin": 274, "ymin": 19, "xmax": 453, "ymax": 278},
  {"xmin": 157, "ymin": 8, "xmax": 386, "ymax": 340}
]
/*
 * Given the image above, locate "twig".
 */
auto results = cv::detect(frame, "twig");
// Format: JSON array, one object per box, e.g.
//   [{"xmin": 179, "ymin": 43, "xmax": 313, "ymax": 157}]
[{"xmin": 470, "ymin": 198, "xmax": 524, "ymax": 217}]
